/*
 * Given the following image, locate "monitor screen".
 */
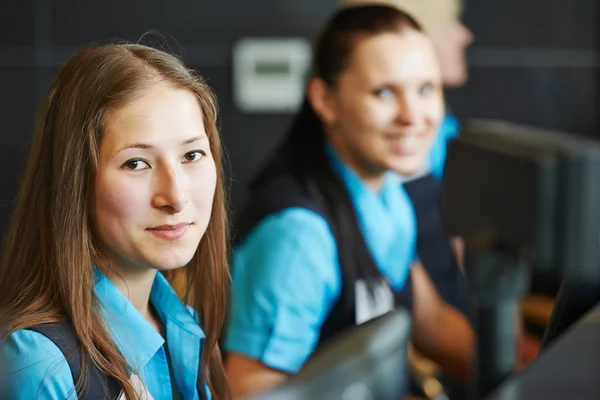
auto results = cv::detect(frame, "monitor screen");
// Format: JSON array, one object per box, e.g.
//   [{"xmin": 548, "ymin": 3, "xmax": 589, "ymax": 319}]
[
  {"xmin": 443, "ymin": 119, "xmax": 600, "ymax": 279},
  {"xmin": 249, "ymin": 309, "xmax": 412, "ymax": 400},
  {"xmin": 487, "ymin": 303, "xmax": 600, "ymax": 400}
]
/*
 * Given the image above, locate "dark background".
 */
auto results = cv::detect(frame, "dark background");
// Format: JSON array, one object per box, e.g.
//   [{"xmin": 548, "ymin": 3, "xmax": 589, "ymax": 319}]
[{"xmin": 0, "ymin": 0, "xmax": 598, "ymax": 236}]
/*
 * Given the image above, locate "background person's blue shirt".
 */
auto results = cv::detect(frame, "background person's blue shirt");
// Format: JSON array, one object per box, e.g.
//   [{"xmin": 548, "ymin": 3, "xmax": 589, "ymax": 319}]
[
  {"xmin": 429, "ymin": 112, "xmax": 460, "ymax": 179},
  {"xmin": 224, "ymin": 145, "xmax": 417, "ymax": 373},
  {"xmin": 1, "ymin": 269, "xmax": 211, "ymax": 400}
]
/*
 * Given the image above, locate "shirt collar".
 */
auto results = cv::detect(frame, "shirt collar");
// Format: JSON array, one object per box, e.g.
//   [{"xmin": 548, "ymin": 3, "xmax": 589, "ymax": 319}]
[
  {"xmin": 150, "ymin": 271, "xmax": 205, "ymax": 339},
  {"xmin": 325, "ymin": 141, "xmax": 400, "ymax": 204},
  {"xmin": 93, "ymin": 267, "xmax": 205, "ymax": 371}
]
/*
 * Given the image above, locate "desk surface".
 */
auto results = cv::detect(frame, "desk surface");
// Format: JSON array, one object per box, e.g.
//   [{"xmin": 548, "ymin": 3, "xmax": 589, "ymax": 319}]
[{"xmin": 487, "ymin": 303, "xmax": 600, "ymax": 400}]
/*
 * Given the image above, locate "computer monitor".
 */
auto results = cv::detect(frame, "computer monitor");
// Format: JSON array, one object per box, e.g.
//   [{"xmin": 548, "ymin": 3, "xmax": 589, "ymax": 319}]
[
  {"xmin": 442, "ymin": 119, "xmax": 600, "ymax": 396},
  {"xmin": 444, "ymin": 119, "xmax": 600, "ymax": 280},
  {"xmin": 249, "ymin": 309, "xmax": 412, "ymax": 400},
  {"xmin": 486, "ymin": 303, "xmax": 600, "ymax": 400}
]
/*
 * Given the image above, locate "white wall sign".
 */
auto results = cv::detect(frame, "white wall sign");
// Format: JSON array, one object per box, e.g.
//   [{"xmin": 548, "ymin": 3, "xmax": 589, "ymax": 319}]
[{"xmin": 233, "ymin": 37, "xmax": 312, "ymax": 113}]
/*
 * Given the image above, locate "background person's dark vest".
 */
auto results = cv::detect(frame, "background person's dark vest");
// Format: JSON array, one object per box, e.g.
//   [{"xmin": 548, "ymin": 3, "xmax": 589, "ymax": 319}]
[
  {"xmin": 403, "ymin": 174, "xmax": 474, "ymax": 324},
  {"xmin": 233, "ymin": 173, "xmax": 413, "ymax": 347}
]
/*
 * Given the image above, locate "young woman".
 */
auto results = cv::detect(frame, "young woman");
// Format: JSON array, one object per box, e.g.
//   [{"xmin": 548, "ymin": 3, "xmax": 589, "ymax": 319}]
[
  {"xmin": 0, "ymin": 43, "xmax": 229, "ymax": 400},
  {"xmin": 223, "ymin": 5, "xmax": 475, "ymax": 397},
  {"xmin": 340, "ymin": 0, "xmax": 475, "ymax": 321}
]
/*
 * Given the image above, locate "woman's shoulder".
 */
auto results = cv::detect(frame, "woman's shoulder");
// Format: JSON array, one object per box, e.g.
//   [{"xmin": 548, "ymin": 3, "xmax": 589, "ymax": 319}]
[
  {"xmin": 232, "ymin": 206, "xmax": 342, "ymax": 300},
  {"xmin": 1, "ymin": 329, "xmax": 75, "ymax": 399},
  {"xmin": 236, "ymin": 207, "xmax": 339, "ymax": 273},
  {"xmin": 245, "ymin": 207, "xmax": 336, "ymax": 247}
]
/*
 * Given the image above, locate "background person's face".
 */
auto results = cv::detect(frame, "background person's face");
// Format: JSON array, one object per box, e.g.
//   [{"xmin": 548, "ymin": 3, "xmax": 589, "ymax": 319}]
[
  {"xmin": 322, "ymin": 30, "xmax": 445, "ymax": 181},
  {"xmin": 94, "ymin": 82, "xmax": 217, "ymax": 273},
  {"xmin": 431, "ymin": 20, "xmax": 473, "ymax": 87}
]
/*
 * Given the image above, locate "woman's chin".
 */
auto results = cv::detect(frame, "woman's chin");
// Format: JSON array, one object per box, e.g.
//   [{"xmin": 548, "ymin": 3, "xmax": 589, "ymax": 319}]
[
  {"xmin": 389, "ymin": 158, "xmax": 428, "ymax": 178},
  {"xmin": 143, "ymin": 252, "xmax": 195, "ymax": 272},
  {"xmin": 153, "ymin": 263, "xmax": 188, "ymax": 272}
]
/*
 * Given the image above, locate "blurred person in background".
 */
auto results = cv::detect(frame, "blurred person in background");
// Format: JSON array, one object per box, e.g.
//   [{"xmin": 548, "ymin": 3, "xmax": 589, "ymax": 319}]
[
  {"xmin": 341, "ymin": 0, "xmax": 474, "ymax": 325},
  {"xmin": 0, "ymin": 43, "xmax": 230, "ymax": 399},
  {"xmin": 343, "ymin": 0, "xmax": 539, "ymax": 370},
  {"xmin": 223, "ymin": 5, "xmax": 475, "ymax": 397}
]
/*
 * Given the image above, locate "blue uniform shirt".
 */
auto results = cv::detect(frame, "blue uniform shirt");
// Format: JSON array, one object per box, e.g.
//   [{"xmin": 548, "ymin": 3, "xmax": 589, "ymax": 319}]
[
  {"xmin": 2, "ymin": 269, "xmax": 211, "ymax": 400},
  {"xmin": 224, "ymin": 144, "xmax": 417, "ymax": 373},
  {"xmin": 429, "ymin": 112, "xmax": 460, "ymax": 179}
]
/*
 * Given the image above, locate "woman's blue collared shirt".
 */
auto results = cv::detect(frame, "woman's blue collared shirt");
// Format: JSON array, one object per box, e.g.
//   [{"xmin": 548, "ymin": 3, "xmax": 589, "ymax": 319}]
[
  {"xmin": 224, "ymin": 145, "xmax": 417, "ymax": 373},
  {"xmin": 2, "ymin": 269, "xmax": 211, "ymax": 400}
]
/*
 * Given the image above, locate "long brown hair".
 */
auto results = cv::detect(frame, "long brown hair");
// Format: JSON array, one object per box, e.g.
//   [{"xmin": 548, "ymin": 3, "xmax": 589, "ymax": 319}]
[{"xmin": 0, "ymin": 43, "xmax": 230, "ymax": 399}]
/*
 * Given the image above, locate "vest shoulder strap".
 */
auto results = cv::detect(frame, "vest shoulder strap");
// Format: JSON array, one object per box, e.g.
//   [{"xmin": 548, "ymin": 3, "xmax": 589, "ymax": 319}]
[
  {"xmin": 29, "ymin": 322, "xmax": 122, "ymax": 400},
  {"xmin": 30, "ymin": 322, "xmax": 209, "ymax": 400},
  {"xmin": 233, "ymin": 174, "xmax": 327, "ymax": 246}
]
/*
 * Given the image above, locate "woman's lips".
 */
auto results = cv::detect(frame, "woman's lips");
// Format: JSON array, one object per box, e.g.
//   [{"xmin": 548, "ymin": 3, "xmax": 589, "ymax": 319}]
[
  {"xmin": 146, "ymin": 223, "xmax": 191, "ymax": 240},
  {"xmin": 386, "ymin": 135, "xmax": 423, "ymax": 155}
]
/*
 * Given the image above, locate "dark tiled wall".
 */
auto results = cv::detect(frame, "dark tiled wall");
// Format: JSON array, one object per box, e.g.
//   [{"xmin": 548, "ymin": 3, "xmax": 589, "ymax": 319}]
[
  {"xmin": 0, "ymin": 0, "xmax": 597, "ymax": 236},
  {"xmin": 449, "ymin": 0, "xmax": 599, "ymax": 136}
]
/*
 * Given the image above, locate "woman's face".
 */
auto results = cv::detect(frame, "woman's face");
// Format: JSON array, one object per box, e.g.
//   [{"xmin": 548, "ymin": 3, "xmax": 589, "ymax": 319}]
[
  {"xmin": 94, "ymin": 82, "xmax": 217, "ymax": 272},
  {"xmin": 315, "ymin": 29, "xmax": 445, "ymax": 182}
]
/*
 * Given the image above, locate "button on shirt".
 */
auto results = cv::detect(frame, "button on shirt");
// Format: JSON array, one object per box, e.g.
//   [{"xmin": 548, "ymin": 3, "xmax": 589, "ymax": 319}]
[
  {"xmin": 2, "ymin": 269, "xmax": 211, "ymax": 400},
  {"xmin": 224, "ymin": 144, "xmax": 417, "ymax": 373}
]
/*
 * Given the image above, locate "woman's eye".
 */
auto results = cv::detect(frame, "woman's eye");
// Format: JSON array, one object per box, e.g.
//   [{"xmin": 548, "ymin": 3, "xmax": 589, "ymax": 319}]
[
  {"xmin": 419, "ymin": 83, "xmax": 434, "ymax": 96},
  {"xmin": 183, "ymin": 150, "xmax": 206, "ymax": 163},
  {"xmin": 122, "ymin": 159, "xmax": 149, "ymax": 170},
  {"xmin": 373, "ymin": 87, "xmax": 394, "ymax": 99}
]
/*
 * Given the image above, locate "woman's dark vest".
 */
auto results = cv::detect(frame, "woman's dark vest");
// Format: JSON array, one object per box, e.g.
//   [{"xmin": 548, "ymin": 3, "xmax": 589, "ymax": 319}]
[
  {"xmin": 28, "ymin": 322, "xmax": 208, "ymax": 400},
  {"xmin": 233, "ymin": 173, "xmax": 413, "ymax": 347}
]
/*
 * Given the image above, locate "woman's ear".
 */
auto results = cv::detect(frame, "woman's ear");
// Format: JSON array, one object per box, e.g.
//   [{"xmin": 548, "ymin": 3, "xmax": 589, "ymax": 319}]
[{"xmin": 306, "ymin": 77, "xmax": 337, "ymax": 126}]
